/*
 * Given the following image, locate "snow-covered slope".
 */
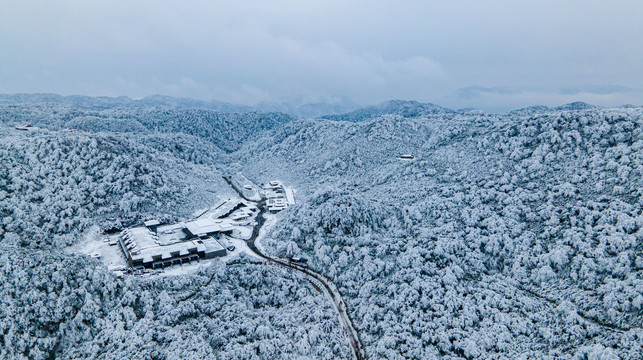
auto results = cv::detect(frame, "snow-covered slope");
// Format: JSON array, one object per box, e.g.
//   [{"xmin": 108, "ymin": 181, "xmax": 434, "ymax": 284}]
[
  {"xmin": 0, "ymin": 93, "xmax": 253, "ymax": 112},
  {"xmin": 1, "ymin": 97, "xmax": 641, "ymax": 359},
  {"xmin": 0, "ymin": 250, "xmax": 348, "ymax": 359},
  {"xmin": 0, "ymin": 118, "xmax": 348, "ymax": 359},
  {"xmin": 239, "ymin": 106, "xmax": 643, "ymax": 359},
  {"xmin": 0, "ymin": 103, "xmax": 293, "ymax": 152},
  {"xmin": 321, "ymin": 99, "xmax": 455, "ymax": 122}
]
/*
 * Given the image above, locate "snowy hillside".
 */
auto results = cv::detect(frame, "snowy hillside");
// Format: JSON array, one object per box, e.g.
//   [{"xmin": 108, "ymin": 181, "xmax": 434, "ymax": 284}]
[
  {"xmin": 0, "ymin": 107, "xmax": 348, "ymax": 359},
  {"xmin": 0, "ymin": 126, "xmax": 236, "ymax": 248},
  {"xmin": 0, "ymin": 102, "xmax": 293, "ymax": 152},
  {"xmin": 239, "ymin": 105, "xmax": 643, "ymax": 359},
  {"xmin": 0, "ymin": 93, "xmax": 253, "ymax": 112},
  {"xmin": 0, "ymin": 250, "xmax": 348, "ymax": 359},
  {"xmin": 1, "ymin": 96, "xmax": 641, "ymax": 359},
  {"xmin": 321, "ymin": 100, "xmax": 455, "ymax": 122}
]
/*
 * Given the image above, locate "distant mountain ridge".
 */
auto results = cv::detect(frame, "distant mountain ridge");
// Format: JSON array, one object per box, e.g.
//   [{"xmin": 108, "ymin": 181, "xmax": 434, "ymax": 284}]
[
  {"xmin": 320, "ymin": 100, "xmax": 455, "ymax": 122},
  {"xmin": 510, "ymin": 101, "xmax": 597, "ymax": 115},
  {"xmin": 0, "ymin": 93, "xmax": 253, "ymax": 112},
  {"xmin": 255, "ymin": 97, "xmax": 360, "ymax": 118},
  {"xmin": 0, "ymin": 93, "xmax": 617, "ymax": 121},
  {"xmin": 0, "ymin": 93, "xmax": 359, "ymax": 117},
  {"xmin": 0, "ymin": 102, "xmax": 294, "ymax": 152}
]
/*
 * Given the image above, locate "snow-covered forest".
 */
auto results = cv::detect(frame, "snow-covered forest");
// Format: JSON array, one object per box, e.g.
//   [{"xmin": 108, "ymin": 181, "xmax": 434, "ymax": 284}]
[
  {"xmin": 0, "ymin": 249, "xmax": 347, "ymax": 359},
  {"xmin": 242, "ymin": 102, "xmax": 643, "ymax": 359},
  {"xmin": 0, "ymin": 126, "xmax": 233, "ymax": 248},
  {"xmin": 1, "ymin": 95, "xmax": 641, "ymax": 359}
]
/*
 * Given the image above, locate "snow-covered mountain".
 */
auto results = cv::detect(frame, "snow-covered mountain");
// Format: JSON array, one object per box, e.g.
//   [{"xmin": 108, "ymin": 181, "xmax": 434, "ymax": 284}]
[
  {"xmin": 239, "ymin": 104, "xmax": 643, "ymax": 359},
  {"xmin": 321, "ymin": 99, "xmax": 455, "ymax": 122},
  {"xmin": 0, "ymin": 93, "xmax": 253, "ymax": 112},
  {"xmin": 0, "ymin": 95, "xmax": 641, "ymax": 359},
  {"xmin": 0, "ymin": 102, "xmax": 294, "ymax": 152},
  {"xmin": 0, "ymin": 93, "xmax": 360, "ymax": 118}
]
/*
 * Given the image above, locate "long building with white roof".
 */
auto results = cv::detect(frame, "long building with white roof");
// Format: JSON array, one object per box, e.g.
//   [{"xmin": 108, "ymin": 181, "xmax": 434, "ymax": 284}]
[
  {"xmin": 118, "ymin": 198, "xmax": 259, "ymax": 269},
  {"xmin": 119, "ymin": 219, "xmax": 230, "ymax": 269}
]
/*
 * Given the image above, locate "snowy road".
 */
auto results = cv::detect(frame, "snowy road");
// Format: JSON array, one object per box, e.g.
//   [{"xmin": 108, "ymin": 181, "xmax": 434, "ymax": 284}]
[{"xmin": 223, "ymin": 176, "xmax": 366, "ymax": 360}]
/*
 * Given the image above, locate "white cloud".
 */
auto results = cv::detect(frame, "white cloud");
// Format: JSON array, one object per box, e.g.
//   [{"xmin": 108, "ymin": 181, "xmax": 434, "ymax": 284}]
[
  {"xmin": 444, "ymin": 86, "xmax": 643, "ymax": 112},
  {"xmin": 1, "ymin": 1, "xmax": 641, "ymax": 109}
]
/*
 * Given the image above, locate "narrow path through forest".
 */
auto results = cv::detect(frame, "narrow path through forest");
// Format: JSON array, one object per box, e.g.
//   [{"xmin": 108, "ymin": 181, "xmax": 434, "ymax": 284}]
[{"xmin": 223, "ymin": 176, "xmax": 366, "ymax": 360}]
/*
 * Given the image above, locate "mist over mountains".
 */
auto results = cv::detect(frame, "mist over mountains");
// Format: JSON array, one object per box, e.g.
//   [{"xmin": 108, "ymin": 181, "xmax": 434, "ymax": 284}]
[
  {"xmin": 0, "ymin": 93, "xmax": 362, "ymax": 118},
  {"xmin": 2, "ymin": 93, "xmax": 615, "ymax": 119},
  {"xmin": 0, "ymin": 93, "xmax": 641, "ymax": 359}
]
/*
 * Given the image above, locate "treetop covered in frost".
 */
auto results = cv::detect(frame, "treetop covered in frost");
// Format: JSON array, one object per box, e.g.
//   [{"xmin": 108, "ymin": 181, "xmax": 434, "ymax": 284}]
[{"xmin": 1, "ymin": 95, "xmax": 641, "ymax": 359}]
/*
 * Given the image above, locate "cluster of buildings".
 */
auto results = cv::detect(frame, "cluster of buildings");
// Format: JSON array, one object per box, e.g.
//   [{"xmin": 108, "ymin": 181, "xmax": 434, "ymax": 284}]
[
  {"xmin": 116, "ymin": 180, "xmax": 295, "ymax": 271},
  {"xmin": 118, "ymin": 199, "xmax": 256, "ymax": 270},
  {"xmin": 262, "ymin": 180, "xmax": 295, "ymax": 212},
  {"xmin": 120, "ymin": 225, "xmax": 227, "ymax": 269}
]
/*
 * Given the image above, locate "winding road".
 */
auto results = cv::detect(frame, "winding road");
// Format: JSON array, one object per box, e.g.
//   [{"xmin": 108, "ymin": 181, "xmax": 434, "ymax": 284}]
[{"xmin": 223, "ymin": 176, "xmax": 365, "ymax": 360}]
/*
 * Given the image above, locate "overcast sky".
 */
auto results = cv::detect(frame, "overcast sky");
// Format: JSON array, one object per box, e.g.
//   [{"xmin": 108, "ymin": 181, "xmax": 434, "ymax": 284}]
[{"xmin": 1, "ymin": 1, "xmax": 642, "ymax": 111}]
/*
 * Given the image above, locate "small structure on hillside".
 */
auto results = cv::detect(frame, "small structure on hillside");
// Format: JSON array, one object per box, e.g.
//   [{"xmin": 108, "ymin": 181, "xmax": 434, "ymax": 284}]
[{"xmin": 15, "ymin": 124, "xmax": 35, "ymax": 131}]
